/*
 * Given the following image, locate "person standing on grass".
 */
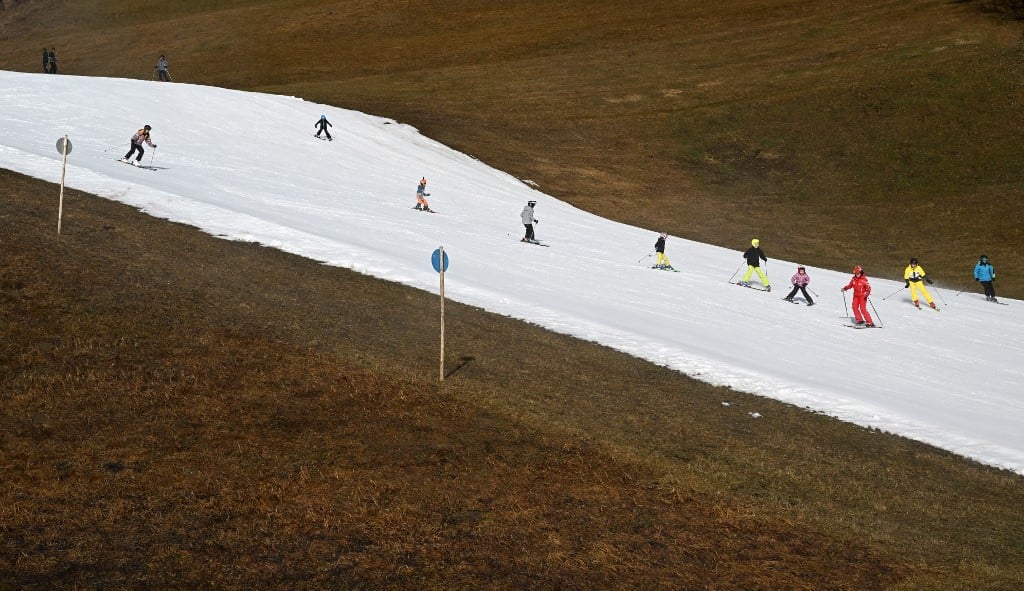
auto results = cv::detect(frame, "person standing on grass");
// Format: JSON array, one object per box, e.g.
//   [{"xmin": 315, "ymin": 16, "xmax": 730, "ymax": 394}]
[
  {"xmin": 974, "ymin": 255, "xmax": 998, "ymax": 302},
  {"xmin": 47, "ymin": 48, "xmax": 56, "ymax": 74},
  {"xmin": 120, "ymin": 125, "xmax": 156, "ymax": 166},
  {"xmin": 414, "ymin": 177, "xmax": 432, "ymax": 212},
  {"xmin": 653, "ymin": 232, "xmax": 673, "ymax": 269},
  {"xmin": 155, "ymin": 55, "xmax": 171, "ymax": 81},
  {"xmin": 783, "ymin": 265, "xmax": 814, "ymax": 305},
  {"xmin": 842, "ymin": 265, "xmax": 874, "ymax": 326},
  {"xmin": 521, "ymin": 200, "xmax": 539, "ymax": 242},
  {"xmin": 42, "ymin": 47, "xmax": 49, "ymax": 73},
  {"xmin": 314, "ymin": 114, "xmax": 333, "ymax": 140},
  {"xmin": 740, "ymin": 238, "xmax": 770, "ymax": 291},
  {"xmin": 904, "ymin": 257, "xmax": 936, "ymax": 309}
]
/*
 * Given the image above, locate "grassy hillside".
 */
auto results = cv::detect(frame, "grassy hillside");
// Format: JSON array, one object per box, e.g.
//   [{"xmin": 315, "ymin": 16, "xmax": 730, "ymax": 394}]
[
  {"xmin": 2, "ymin": 0, "xmax": 1022, "ymax": 296},
  {"xmin": 3, "ymin": 168, "xmax": 1023, "ymax": 588},
  {"xmin": 2, "ymin": 1, "xmax": 1024, "ymax": 588}
]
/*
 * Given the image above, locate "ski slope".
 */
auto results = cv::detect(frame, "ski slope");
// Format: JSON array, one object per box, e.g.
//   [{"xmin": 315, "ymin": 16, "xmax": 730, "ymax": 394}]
[{"xmin": 2, "ymin": 71, "xmax": 1022, "ymax": 475}]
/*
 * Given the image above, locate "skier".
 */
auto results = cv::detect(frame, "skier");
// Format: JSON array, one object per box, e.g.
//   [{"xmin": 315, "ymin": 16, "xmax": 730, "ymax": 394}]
[
  {"xmin": 782, "ymin": 265, "xmax": 814, "ymax": 305},
  {"xmin": 521, "ymin": 200, "xmax": 539, "ymax": 243},
  {"xmin": 314, "ymin": 114, "xmax": 332, "ymax": 141},
  {"xmin": 904, "ymin": 257, "xmax": 936, "ymax": 309},
  {"xmin": 47, "ymin": 48, "xmax": 56, "ymax": 74},
  {"xmin": 841, "ymin": 265, "xmax": 874, "ymax": 327},
  {"xmin": 155, "ymin": 55, "xmax": 171, "ymax": 82},
  {"xmin": 42, "ymin": 47, "xmax": 49, "ymax": 73},
  {"xmin": 974, "ymin": 255, "xmax": 998, "ymax": 302},
  {"xmin": 120, "ymin": 125, "xmax": 157, "ymax": 166},
  {"xmin": 739, "ymin": 238, "xmax": 771, "ymax": 291},
  {"xmin": 413, "ymin": 177, "xmax": 432, "ymax": 212},
  {"xmin": 653, "ymin": 232, "xmax": 673, "ymax": 269}
]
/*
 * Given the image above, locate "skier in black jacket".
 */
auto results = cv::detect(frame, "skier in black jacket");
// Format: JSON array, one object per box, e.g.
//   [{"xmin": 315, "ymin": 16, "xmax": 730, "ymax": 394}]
[
  {"xmin": 314, "ymin": 115, "xmax": 333, "ymax": 141},
  {"xmin": 740, "ymin": 238, "xmax": 770, "ymax": 291}
]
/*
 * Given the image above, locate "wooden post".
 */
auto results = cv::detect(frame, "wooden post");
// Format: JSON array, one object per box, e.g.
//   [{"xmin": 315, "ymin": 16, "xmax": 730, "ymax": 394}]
[
  {"xmin": 439, "ymin": 246, "xmax": 446, "ymax": 382},
  {"xmin": 57, "ymin": 135, "xmax": 68, "ymax": 235}
]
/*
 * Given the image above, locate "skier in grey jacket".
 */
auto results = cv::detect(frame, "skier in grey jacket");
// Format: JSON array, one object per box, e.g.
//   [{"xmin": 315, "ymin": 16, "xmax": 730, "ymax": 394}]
[{"xmin": 520, "ymin": 200, "xmax": 539, "ymax": 242}]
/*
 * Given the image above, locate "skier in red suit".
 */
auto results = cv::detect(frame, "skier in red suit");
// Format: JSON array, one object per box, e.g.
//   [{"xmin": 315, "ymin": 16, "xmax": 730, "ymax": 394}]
[{"xmin": 841, "ymin": 266, "xmax": 874, "ymax": 327}]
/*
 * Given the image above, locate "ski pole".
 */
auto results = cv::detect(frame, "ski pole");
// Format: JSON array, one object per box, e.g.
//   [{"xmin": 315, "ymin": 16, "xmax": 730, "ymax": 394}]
[
  {"xmin": 955, "ymin": 280, "xmax": 974, "ymax": 297},
  {"xmin": 881, "ymin": 285, "xmax": 907, "ymax": 301},
  {"xmin": 637, "ymin": 251, "xmax": 654, "ymax": 264},
  {"xmin": 808, "ymin": 287, "xmax": 820, "ymax": 298},
  {"xmin": 103, "ymin": 144, "xmax": 123, "ymax": 154},
  {"xmin": 149, "ymin": 147, "xmax": 157, "ymax": 168},
  {"xmin": 728, "ymin": 263, "xmax": 745, "ymax": 284},
  {"xmin": 932, "ymin": 283, "xmax": 948, "ymax": 306},
  {"xmin": 841, "ymin": 289, "xmax": 850, "ymax": 321},
  {"xmin": 868, "ymin": 298, "xmax": 883, "ymax": 327}
]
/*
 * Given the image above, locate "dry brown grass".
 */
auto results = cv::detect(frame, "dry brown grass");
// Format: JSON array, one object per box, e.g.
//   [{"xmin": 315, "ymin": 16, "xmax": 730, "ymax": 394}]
[
  {"xmin": 2, "ymin": 168, "xmax": 1023, "ymax": 588},
  {"xmin": 3, "ymin": 1, "xmax": 1024, "ymax": 588}
]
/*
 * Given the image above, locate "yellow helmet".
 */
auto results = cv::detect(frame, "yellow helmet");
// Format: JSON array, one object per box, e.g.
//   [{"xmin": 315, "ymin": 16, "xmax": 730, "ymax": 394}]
[{"xmin": 751, "ymin": 238, "xmax": 760, "ymax": 247}]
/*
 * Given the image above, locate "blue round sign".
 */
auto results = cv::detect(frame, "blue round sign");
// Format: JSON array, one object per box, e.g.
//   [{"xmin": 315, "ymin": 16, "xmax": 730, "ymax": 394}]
[{"xmin": 431, "ymin": 248, "xmax": 449, "ymax": 273}]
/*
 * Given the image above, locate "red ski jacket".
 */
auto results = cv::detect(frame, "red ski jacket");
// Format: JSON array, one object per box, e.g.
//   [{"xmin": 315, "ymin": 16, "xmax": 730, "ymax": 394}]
[{"xmin": 843, "ymin": 274, "xmax": 871, "ymax": 297}]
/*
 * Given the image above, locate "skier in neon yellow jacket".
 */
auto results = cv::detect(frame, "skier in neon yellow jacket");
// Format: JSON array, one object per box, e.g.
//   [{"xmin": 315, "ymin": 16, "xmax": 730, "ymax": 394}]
[{"xmin": 903, "ymin": 258, "xmax": 936, "ymax": 309}]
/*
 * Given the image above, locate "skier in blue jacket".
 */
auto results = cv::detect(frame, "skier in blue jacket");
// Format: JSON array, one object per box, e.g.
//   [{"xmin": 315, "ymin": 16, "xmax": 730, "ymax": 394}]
[{"xmin": 973, "ymin": 255, "xmax": 998, "ymax": 302}]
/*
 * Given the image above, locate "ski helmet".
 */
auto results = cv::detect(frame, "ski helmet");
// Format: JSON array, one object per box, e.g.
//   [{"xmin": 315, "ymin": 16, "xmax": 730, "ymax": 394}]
[
  {"xmin": 659, "ymin": 232, "xmax": 668, "ymax": 239},
  {"xmin": 420, "ymin": 177, "xmax": 427, "ymax": 184},
  {"xmin": 797, "ymin": 265, "xmax": 805, "ymax": 271},
  {"xmin": 144, "ymin": 125, "xmax": 151, "ymax": 131},
  {"xmin": 751, "ymin": 238, "xmax": 760, "ymax": 247},
  {"xmin": 980, "ymin": 255, "xmax": 988, "ymax": 262},
  {"xmin": 528, "ymin": 200, "xmax": 536, "ymax": 207},
  {"xmin": 320, "ymin": 114, "xmax": 326, "ymax": 120},
  {"xmin": 910, "ymin": 258, "xmax": 918, "ymax": 265},
  {"xmin": 853, "ymin": 265, "xmax": 863, "ymax": 274}
]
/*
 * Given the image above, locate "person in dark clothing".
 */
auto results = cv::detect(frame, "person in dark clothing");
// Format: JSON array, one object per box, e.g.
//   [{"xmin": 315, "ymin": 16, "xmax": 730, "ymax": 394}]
[
  {"xmin": 120, "ymin": 125, "xmax": 157, "ymax": 165},
  {"xmin": 155, "ymin": 55, "xmax": 171, "ymax": 82},
  {"xmin": 47, "ymin": 48, "xmax": 56, "ymax": 74},
  {"xmin": 740, "ymin": 238, "xmax": 770, "ymax": 291},
  {"xmin": 42, "ymin": 47, "xmax": 49, "ymax": 72},
  {"xmin": 314, "ymin": 114, "xmax": 333, "ymax": 140}
]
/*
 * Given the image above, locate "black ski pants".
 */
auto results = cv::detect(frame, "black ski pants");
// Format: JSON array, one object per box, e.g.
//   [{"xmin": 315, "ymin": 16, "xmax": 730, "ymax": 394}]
[
  {"xmin": 124, "ymin": 142, "xmax": 145, "ymax": 161},
  {"xmin": 981, "ymin": 280, "xmax": 996, "ymax": 298},
  {"xmin": 315, "ymin": 124, "xmax": 332, "ymax": 140},
  {"xmin": 524, "ymin": 223, "xmax": 535, "ymax": 241},
  {"xmin": 785, "ymin": 285, "xmax": 813, "ymax": 304}
]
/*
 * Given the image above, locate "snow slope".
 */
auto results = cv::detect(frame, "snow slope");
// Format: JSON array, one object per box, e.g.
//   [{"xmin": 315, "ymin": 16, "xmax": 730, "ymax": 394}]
[{"xmin": 2, "ymin": 71, "xmax": 1022, "ymax": 474}]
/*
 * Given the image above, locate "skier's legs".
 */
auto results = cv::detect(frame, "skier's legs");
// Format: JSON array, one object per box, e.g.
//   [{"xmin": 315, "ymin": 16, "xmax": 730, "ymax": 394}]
[
  {"xmin": 918, "ymin": 284, "xmax": 934, "ymax": 304},
  {"xmin": 784, "ymin": 286, "xmax": 799, "ymax": 300},
  {"xmin": 799, "ymin": 286, "xmax": 813, "ymax": 304},
  {"xmin": 742, "ymin": 265, "xmax": 755, "ymax": 282},
  {"xmin": 325, "ymin": 129, "xmax": 332, "ymax": 140},
  {"xmin": 158, "ymin": 70, "xmax": 170, "ymax": 82},
  {"xmin": 132, "ymin": 144, "xmax": 145, "ymax": 161},
  {"xmin": 655, "ymin": 252, "xmax": 670, "ymax": 267},
  {"xmin": 754, "ymin": 267, "xmax": 770, "ymax": 287},
  {"xmin": 909, "ymin": 282, "xmax": 921, "ymax": 303},
  {"xmin": 124, "ymin": 143, "xmax": 142, "ymax": 160},
  {"xmin": 524, "ymin": 224, "xmax": 534, "ymax": 241},
  {"xmin": 982, "ymin": 280, "xmax": 995, "ymax": 298},
  {"xmin": 417, "ymin": 195, "xmax": 429, "ymax": 209},
  {"xmin": 851, "ymin": 296, "xmax": 864, "ymax": 323}
]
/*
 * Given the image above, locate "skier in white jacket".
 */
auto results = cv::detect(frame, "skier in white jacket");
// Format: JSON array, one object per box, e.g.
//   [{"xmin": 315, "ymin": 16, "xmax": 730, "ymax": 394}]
[{"xmin": 520, "ymin": 200, "xmax": 538, "ymax": 242}]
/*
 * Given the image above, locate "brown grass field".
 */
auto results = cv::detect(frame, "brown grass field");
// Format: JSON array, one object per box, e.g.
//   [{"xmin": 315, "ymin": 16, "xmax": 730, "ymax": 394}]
[{"xmin": 2, "ymin": 0, "xmax": 1024, "ymax": 589}]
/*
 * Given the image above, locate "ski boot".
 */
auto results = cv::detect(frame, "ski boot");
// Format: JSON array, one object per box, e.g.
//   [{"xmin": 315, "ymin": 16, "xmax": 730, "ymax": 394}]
[
  {"xmin": 806, "ymin": 301, "xmax": 815, "ymax": 306},
  {"xmin": 929, "ymin": 302, "xmax": 936, "ymax": 309},
  {"xmin": 414, "ymin": 204, "xmax": 422, "ymax": 210},
  {"xmin": 131, "ymin": 160, "xmax": 140, "ymax": 167},
  {"xmin": 766, "ymin": 285, "xmax": 772, "ymax": 292},
  {"xmin": 913, "ymin": 300, "xmax": 920, "ymax": 308}
]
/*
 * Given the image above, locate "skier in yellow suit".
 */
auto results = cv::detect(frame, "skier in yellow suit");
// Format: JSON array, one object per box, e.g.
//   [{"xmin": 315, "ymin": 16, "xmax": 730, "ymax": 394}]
[{"xmin": 904, "ymin": 257, "xmax": 936, "ymax": 309}]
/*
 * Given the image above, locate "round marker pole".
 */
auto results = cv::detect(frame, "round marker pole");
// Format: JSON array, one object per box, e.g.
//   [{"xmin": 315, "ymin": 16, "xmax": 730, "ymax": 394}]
[
  {"xmin": 431, "ymin": 247, "xmax": 450, "ymax": 381},
  {"xmin": 55, "ymin": 136, "xmax": 72, "ymax": 235}
]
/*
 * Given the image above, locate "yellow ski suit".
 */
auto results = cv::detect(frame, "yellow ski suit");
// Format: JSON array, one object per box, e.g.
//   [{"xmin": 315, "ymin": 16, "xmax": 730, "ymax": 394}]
[{"xmin": 904, "ymin": 264, "xmax": 934, "ymax": 305}]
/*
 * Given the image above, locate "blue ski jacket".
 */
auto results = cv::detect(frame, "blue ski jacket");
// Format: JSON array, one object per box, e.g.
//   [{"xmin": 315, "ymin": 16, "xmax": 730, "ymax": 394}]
[{"xmin": 974, "ymin": 261, "xmax": 995, "ymax": 282}]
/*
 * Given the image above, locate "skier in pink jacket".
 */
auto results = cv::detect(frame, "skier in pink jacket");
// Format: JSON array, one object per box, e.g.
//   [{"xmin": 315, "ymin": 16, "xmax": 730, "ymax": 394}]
[{"xmin": 782, "ymin": 265, "xmax": 814, "ymax": 305}]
